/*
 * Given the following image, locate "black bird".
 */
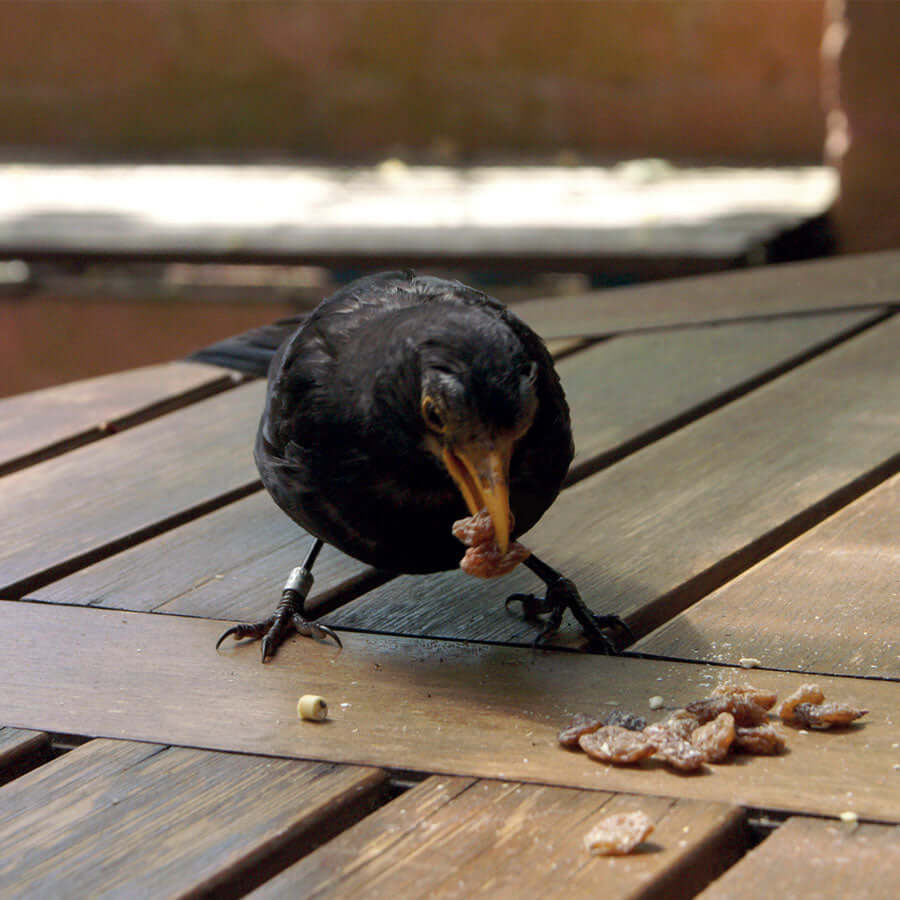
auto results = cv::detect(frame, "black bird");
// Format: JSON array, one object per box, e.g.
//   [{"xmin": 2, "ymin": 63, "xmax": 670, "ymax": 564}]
[{"xmin": 196, "ymin": 271, "xmax": 627, "ymax": 659}]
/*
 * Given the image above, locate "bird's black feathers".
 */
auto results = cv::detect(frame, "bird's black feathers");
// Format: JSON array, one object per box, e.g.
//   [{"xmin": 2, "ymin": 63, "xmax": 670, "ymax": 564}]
[
  {"xmin": 191, "ymin": 271, "xmax": 574, "ymax": 574},
  {"xmin": 187, "ymin": 314, "xmax": 310, "ymax": 377}
]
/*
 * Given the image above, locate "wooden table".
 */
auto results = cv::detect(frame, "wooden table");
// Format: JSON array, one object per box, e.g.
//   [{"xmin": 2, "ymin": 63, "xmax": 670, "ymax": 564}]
[{"xmin": 1, "ymin": 252, "xmax": 898, "ymax": 899}]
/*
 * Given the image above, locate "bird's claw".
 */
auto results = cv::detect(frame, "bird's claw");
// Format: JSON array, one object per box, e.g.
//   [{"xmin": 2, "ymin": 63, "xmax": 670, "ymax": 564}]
[
  {"xmin": 506, "ymin": 577, "xmax": 632, "ymax": 654},
  {"xmin": 216, "ymin": 597, "xmax": 341, "ymax": 662},
  {"xmin": 291, "ymin": 618, "xmax": 343, "ymax": 649},
  {"xmin": 215, "ymin": 623, "xmax": 261, "ymax": 652}
]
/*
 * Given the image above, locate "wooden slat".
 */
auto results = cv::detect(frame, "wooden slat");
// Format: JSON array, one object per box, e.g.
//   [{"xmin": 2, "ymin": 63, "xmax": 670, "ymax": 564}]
[
  {"xmin": 635, "ymin": 472, "xmax": 900, "ymax": 679},
  {"xmin": 0, "ymin": 727, "xmax": 49, "ymax": 780},
  {"xmin": 0, "ymin": 737, "xmax": 388, "ymax": 899},
  {"xmin": 327, "ymin": 315, "xmax": 900, "ymax": 647},
  {"xmin": 557, "ymin": 309, "xmax": 879, "ymax": 477},
  {"xmin": 516, "ymin": 250, "xmax": 900, "ymax": 340},
  {"xmin": 10, "ymin": 342, "xmax": 586, "ymax": 618},
  {"xmin": 697, "ymin": 816, "xmax": 900, "ymax": 900},
  {"xmin": 0, "ymin": 379, "xmax": 267, "ymax": 597},
  {"xmin": 26, "ymin": 311, "xmax": 878, "ymax": 629},
  {"xmin": 1, "ymin": 602, "xmax": 897, "ymax": 822},
  {"xmin": 251, "ymin": 778, "xmax": 746, "ymax": 900},
  {"xmin": 0, "ymin": 361, "xmax": 238, "ymax": 476},
  {"xmin": 28, "ymin": 491, "xmax": 380, "ymax": 622}
]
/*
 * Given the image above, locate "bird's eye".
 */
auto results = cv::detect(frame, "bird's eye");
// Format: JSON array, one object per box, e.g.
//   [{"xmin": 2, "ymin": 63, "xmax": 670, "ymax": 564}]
[{"xmin": 421, "ymin": 396, "xmax": 446, "ymax": 433}]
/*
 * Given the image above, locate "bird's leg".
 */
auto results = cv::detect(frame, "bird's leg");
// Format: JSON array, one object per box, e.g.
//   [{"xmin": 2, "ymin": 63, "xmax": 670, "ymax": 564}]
[
  {"xmin": 505, "ymin": 554, "xmax": 633, "ymax": 653},
  {"xmin": 215, "ymin": 539, "xmax": 342, "ymax": 662}
]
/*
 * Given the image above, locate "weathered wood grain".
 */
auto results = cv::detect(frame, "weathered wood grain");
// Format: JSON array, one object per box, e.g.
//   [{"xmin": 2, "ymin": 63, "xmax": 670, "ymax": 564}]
[
  {"xmin": 557, "ymin": 309, "xmax": 879, "ymax": 478},
  {"xmin": 27, "ymin": 311, "xmax": 878, "ymax": 635},
  {"xmin": 635, "ymin": 473, "xmax": 900, "ymax": 679},
  {"xmin": 697, "ymin": 816, "xmax": 900, "ymax": 900},
  {"xmin": 0, "ymin": 379, "xmax": 267, "ymax": 597},
  {"xmin": 4, "ymin": 330, "xmax": 589, "ymax": 612},
  {"xmin": 516, "ymin": 250, "xmax": 900, "ymax": 340},
  {"xmin": 252, "ymin": 778, "xmax": 746, "ymax": 900},
  {"xmin": 0, "ymin": 361, "xmax": 239, "ymax": 476},
  {"xmin": 1, "ymin": 602, "xmax": 897, "ymax": 822},
  {"xmin": 28, "ymin": 489, "xmax": 382, "ymax": 622},
  {"xmin": 0, "ymin": 737, "xmax": 388, "ymax": 899},
  {"xmin": 327, "ymin": 315, "xmax": 900, "ymax": 646}
]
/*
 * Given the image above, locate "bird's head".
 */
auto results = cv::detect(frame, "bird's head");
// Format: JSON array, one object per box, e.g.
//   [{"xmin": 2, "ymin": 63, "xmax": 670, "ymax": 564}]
[{"xmin": 417, "ymin": 334, "xmax": 539, "ymax": 554}]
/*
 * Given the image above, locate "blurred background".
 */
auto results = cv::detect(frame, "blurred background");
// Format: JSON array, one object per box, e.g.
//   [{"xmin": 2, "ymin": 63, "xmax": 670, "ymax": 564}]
[{"xmin": 1, "ymin": 0, "xmax": 897, "ymax": 397}]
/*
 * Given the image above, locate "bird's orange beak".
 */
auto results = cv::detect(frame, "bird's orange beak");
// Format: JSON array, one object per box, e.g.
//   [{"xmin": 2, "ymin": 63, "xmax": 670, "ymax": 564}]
[{"xmin": 442, "ymin": 438, "xmax": 513, "ymax": 553}]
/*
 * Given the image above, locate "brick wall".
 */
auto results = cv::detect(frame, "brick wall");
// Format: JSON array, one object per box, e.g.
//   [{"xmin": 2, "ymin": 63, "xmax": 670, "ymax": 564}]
[{"xmin": 0, "ymin": 1, "xmax": 824, "ymax": 163}]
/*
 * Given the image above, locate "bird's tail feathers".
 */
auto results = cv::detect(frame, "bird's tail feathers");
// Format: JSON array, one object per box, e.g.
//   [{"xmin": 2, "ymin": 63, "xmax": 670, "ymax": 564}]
[{"xmin": 186, "ymin": 313, "xmax": 309, "ymax": 377}]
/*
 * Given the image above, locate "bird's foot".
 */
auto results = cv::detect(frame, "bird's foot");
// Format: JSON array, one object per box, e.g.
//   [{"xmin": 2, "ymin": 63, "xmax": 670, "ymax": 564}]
[
  {"xmin": 506, "ymin": 577, "xmax": 632, "ymax": 654},
  {"xmin": 216, "ymin": 595, "xmax": 341, "ymax": 663}
]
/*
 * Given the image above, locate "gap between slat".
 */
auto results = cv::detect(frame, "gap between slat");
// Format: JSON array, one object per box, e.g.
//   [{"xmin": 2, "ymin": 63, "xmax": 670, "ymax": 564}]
[
  {"xmin": 6, "ymin": 299, "xmax": 894, "ymax": 484},
  {"xmin": 537, "ymin": 301, "xmax": 897, "ymax": 343},
  {"xmin": 313, "ymin": 309, "xmax": 899, "ymax": 633},
  {"xmin": 0, "ymin": 735, "xmax": 395, "ymax": 900},
  {"xmin": 0, "ymin": 727, "xmax": 53, "ymax": 787},
  {"xmin": 624, "ymin": 448, "xmax": 900, "ymax": 645},
  {"xmin": 565, "ymin": 309, "xmax": 894, "ymax": 486},
  {"xmin": 12, "ymin": 309, "xmax": 897, "ymax": 637},
  {"xmin": 0, "ymin": 370, "xmax": 248, "ymax": 479},
  {"xmin": 0, "ymin": 735, "xmax": 846, "ymax": 900},
  {"xmin": 6, "ymin": 481, "xmax": 262, "ymax": 599}
]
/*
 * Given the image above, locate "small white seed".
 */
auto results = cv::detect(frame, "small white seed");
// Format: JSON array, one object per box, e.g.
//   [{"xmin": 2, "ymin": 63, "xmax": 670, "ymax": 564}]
[
  {"xmin": 839, "ymin": 810, "xmax": 859, "ymax": 825},
  {"xmin": 648, "ymin": 695, "xmax": 665, "ymax": 710},
  {"xmin": 298, "ymin": 695, "xmax": 328, "ymax": 721},
  {"xmin": 739, "ymin": 657, "xmax": 762, "ymax": 669}
]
